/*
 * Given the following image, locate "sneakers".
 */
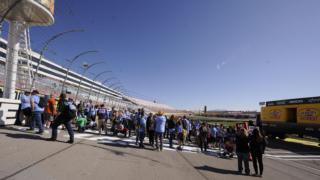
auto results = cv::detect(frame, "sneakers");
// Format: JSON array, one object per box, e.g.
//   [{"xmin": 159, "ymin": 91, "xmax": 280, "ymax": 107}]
[
  {"xmin": 35, "ymin": 131, "xmax": 44, "ymax": 135},
  {"xmin": 46, "ymin": 138, "xmax": 56, "ymax": 141},
  {"xmin": 26, "ymin": 128, "xmax": 34, "ymax": 132},
  {"xmin": 66, "ymin": 140, "xmax": 74, "ymax": 144}
]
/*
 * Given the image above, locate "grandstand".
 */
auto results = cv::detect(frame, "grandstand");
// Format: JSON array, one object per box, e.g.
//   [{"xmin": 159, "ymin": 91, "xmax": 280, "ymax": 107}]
[{"xmin": 0, "ymin": 37, "xmax": 175, "ymax": 112}]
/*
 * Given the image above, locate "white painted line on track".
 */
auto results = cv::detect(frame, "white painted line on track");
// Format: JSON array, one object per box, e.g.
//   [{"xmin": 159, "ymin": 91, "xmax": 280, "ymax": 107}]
[
  {"xmin": 283, "ymin": 159, "xmax": 320, "ymax": 161},
  {"xmin": 265, "ymin": 155, "xmax": 320, "ymax": 158}
]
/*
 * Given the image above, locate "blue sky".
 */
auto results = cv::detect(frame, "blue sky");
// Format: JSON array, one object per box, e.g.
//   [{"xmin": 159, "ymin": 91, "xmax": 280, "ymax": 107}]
[{"xmin": 4, "ymin": 0, "xmax": 320, "ymax": 110}]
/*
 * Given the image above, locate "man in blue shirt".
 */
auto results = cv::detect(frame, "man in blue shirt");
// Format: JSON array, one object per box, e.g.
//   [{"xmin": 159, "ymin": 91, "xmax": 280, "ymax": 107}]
[
  {"xmin": 155, "ymin": 111, "xmax": 167, "ymax": 151},
  {"xmin": 97, "ymin": 104, "xmax": 107, "ymax": 135},
  {"xmin": 138, "ymin": 111, "xmax": 147, "ymax": 148},
  {"xmin": 20, "ymin": 91, "xmax": 31, "ymax": 126},
  {"xmin": 29, "ymin": 90, "xmax": 44, "ymax": 134}
]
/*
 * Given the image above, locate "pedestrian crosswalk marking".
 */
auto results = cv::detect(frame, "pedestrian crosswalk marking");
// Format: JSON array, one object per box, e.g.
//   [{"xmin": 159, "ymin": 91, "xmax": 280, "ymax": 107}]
[{"xmin": 66, "ymin": 130, "xmax": 222, "ymax": 154}]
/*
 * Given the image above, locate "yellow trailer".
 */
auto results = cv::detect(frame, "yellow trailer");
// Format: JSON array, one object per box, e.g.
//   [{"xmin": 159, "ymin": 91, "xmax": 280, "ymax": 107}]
[{"xmin": 259, "ymin": 97, "xmax": 320, "ymax": 139}]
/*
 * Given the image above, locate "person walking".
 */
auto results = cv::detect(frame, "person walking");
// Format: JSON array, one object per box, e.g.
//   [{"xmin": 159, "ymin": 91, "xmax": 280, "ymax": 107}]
[
  {"xmin": 154, "ymin": 111, "xmax": 167, "ymax": 151},
  {"xmin": 250, "ymin": 128, "xmax": 267, "ymax": 177},
  {"xmin": 29, "ymin": 90, "xmax": 44, "ymax": 134},
  {"xmin": 236, "ymin": 128, "xmax": 250, "ymax": 175},
  {"xmin": 48, "ymin": 93, "xmax": 76, "ymax": 143}
]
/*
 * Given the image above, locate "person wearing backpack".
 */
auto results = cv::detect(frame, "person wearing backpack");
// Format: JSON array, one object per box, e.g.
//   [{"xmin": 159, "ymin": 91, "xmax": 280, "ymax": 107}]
[
  {"xmin": 29, "ymin": 90, "xmax": 44, "ymax": 134},
  {"xmin": 97, "ymin": 104, "xmax": 107, "ymax": 135},
  {"xmin": 48, "ymin": 93, "xmax": 76, "ymax": 144}
]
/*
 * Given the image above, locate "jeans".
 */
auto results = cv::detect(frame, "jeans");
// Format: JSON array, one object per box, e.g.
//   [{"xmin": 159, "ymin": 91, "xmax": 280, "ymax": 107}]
[
  {"xmin": 169, "ymin": 129, "xmax": 175, "ymax": 148},
  {"xmin": 31, "ymin": 111, "xmax": 44, "ymax": 132},
  {"xmin": 148, "ymin": 130, "xmax": 155, "ymax": 146},
  {"xmin": 237, "ymin": 152, "xmax": 250, "ymax": 174},
  {"xmin": 155, "ymin": 132, "xmax": 164, "ymax": 150},
  {"xmin": 135, "ymin": 129, "xmax": 140, "ymax": 144},
  {"xmin": 164, "ymin": 128, "xmax": 169, "ymax": 138},
  {"xmin": 188, "ymin": 130, "xmax": 192, "ymax": 142},
  {"xmin": 199, "ymin": 136, "xmax": 208, "ymax": 152},
  {"xmin": 139, "ymin": 131, "xmax": 145, "ymax": 147},
  {"xmin": 252, "ymin": 152, "xmax": 263, "ymax": 175},
  {"xmin": 51, "ymin": 115, "xmax": 74, "ymax": 142},
  {"xmin": 128, "ymin": 120, "xmax": 134, "ymax": 137}
]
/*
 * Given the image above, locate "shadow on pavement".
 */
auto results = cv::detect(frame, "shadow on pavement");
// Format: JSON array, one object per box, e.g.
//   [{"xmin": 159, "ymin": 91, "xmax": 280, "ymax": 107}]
[
  {"xmin": 267, "ymin": 139, "xmax": 320, "ymax": 155},
  {"xmin": 0, "ymin": 126, "xmax": 30, "ymax": 133},
  {"xmin": 0, "ymin": 132, "xmax": 47, "ymax": 141},
  {"xmin": 195, "ymin": 165, "xmax": 240, "ymax": 175},
  {"xmin": 97, "ymin": 139, "xmax": 155, "ymax": 151},
  {"xmin": 78, "ymin": 142, "xmax": 173, "ymax": 168}
]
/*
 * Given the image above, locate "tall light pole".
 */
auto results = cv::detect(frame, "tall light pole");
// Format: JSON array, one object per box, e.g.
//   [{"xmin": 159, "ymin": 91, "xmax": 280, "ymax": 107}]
[
  {"xmin": 61, "ymin": 50, "xmax": 98, "ymax": 92},
  {"xmin": 30, "ymin": 29, "xmax": 83, "ymax": 92},
  {"xmin": 87, "ymin": 70, "xmax": 112, "ymax": 100},
  {"xmin": 74, "ymin": 61, "xmax": 104, "ymax": 103}
]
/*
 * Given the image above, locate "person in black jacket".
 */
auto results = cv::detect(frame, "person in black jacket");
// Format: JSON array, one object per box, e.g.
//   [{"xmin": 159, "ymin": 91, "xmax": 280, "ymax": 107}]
[
  {"xmin": 249, "ymin": 128, "xmax": 267, "ymax": 177},
  {"xmin": 48, "ymin": 93, "xmax": 76, "ymax": 144},
  {"xmin": 146, "ymin": 113, "xmax": 155, "ymax": 147},
  {"xmin": 236, "ymin": 128, "xmax": 250, "ymax": 175},
  {"xmin": 168, "ymin": 115, "xmax": 176, "ymax": 148},
  {"xmin": 199, "ymin": 122, "xmax": 209, "ymax": 152}
]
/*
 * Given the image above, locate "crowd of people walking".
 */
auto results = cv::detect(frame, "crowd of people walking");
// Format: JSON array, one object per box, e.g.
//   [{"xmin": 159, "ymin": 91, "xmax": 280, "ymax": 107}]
[{"xmin": 16, "ymin": 90, "xmax": 267, "ymax": 177}]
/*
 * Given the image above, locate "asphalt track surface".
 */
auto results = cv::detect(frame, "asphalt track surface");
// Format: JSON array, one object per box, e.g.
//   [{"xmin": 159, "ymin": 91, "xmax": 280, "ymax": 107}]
[{"xmin": 0, "ymin": 126, "xmax": 319, "ymax": 180}]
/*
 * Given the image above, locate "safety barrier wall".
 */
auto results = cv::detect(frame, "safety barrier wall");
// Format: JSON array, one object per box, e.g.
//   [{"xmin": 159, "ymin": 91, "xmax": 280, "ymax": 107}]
[{"xmin": 0, "ymin": 98, "xmax": 20, "ymax": 126}]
